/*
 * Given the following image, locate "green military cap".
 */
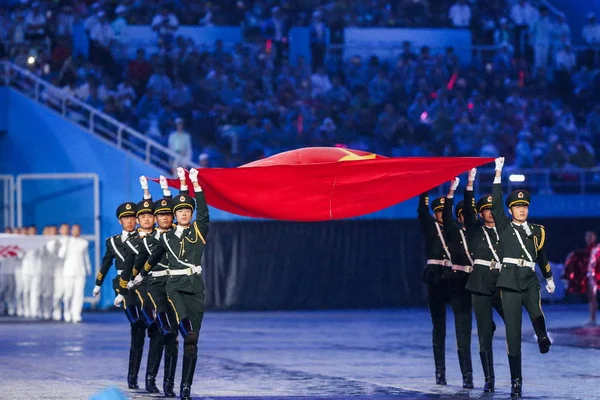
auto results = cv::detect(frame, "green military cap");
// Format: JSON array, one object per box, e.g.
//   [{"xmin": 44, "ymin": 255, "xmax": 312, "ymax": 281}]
[
  {"xmin": 116, "ymin": 202, "xmax": 136, "ymax": 219},
  {"xmin": 153, "ymin": 198, "xmax": 173, "ymax": 215},
  {"xmin": 505, "ymin": 189, "xmax": 531, "ymax": 208},
  {"xmin": 430, "ymin": 196, "xmax": 445, "ymax": 212},
  {"xmin": 477, "ymin": 194, "xmax": 493, "ymax": 212},
  {"xmin": 455, "ymin": 200, "xmax": 464, "ymax": 218},
  {"xmin": 172, "ymin": 194, "xmax": 195, "ymax": 212},
  {"xmin": 135, "ymin": 200, "xmax": 153, "ymax": 217}
]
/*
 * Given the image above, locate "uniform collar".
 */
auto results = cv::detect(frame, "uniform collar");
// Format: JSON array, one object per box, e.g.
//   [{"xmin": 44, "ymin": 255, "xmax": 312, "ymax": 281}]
[
  {"xmin": 121, "ymin": 230, "xmax": 132, "ymax": 241},
  {"xmin": 512, "ymin": 220, "xmax": 532, "ymax": 235}
]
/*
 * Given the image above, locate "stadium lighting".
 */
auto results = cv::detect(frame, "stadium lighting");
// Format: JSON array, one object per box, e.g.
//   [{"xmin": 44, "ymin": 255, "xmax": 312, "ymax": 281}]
[
  {"xmin": 27, "ymin": 56, "xmax": 35, "ymax": 65},
  {"xmin": 509, "ymin": 174, "xmax": 526, "ymax": 182}
]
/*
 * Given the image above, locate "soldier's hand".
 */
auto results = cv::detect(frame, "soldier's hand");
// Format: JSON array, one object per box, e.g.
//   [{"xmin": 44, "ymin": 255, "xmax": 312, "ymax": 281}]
[
  {"xmin": 176, "ymin": 167, "xmax": 186, "ymax": 181},
  {"xmin": 134, "ymin": 274, "xmax": 144, "ymax": 286},
  {"xmin": 114, "ymin": 294, "xmax": 124, "ymax": 307},
  {"xmin": 188, "ymin": 168, "xmax": 199, "ymax": 183},
  {"xmin": 450, "ymin": 177, "xmax": 460, "ymax": 191},
  {"xmin": 468, "ymin": 168, "xmax": 477, "ymax": 181},
  {"xmin": 494, "ymin": 157, "xmax": 505, "ymax": 171},
  {"xmin": 127, "ymin": 280, "xmax": 136, "ymax": 290},
  {"xmin": 92, "ymin": 285, "xmax": 101, "ymax": 297},
  {"xmin": 159, "ymin": 175, "xmax": 169, "ymax": 189},
  {"xmin": 139, "ymin": 175, "xmax": 148, "ymax": 190},
  {"xmin": 546, "ymin": 277, "xmax": 555, "ymax": 294}
]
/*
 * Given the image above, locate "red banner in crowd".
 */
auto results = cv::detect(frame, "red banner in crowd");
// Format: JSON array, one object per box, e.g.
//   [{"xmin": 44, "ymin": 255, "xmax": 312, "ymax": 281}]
[{"xmin": 150, "ymin": 148, "xmax": 494, "ymax": 221}]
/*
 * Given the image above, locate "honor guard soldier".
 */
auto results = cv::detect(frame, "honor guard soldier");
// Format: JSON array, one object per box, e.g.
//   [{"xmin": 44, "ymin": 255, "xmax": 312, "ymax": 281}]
[
  {"xmin": 441, "ymin": 177, "xmax": 474, "ymax": 389},
  {"xmin": 143, "ymin": 167, "xmax": 208, "ymax": 400},
  {"xmin": 492, "ymin": 157, "xmax": 555, "ymax": 398},
  {"xmin": 92, "ymin": 201, "xmax": 144, "ymax": 390},
  {"xmin": 418, "ymin": 190, "xmax": 461, "ymax": 386},
  {"xmin": 462, "ymin": 168, "xmax": 505, "ymax": 393}
]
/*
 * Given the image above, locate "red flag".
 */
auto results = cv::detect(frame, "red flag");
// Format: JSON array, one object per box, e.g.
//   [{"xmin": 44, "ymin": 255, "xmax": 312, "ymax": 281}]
[{"xmin": 150, "ymin": 148, "xmax": 493, "ymax": 221}]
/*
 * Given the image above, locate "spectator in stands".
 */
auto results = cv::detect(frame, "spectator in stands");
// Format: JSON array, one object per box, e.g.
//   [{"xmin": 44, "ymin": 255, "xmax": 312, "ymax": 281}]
[
  {"xmin": 168, "ymin": 117, "xmax": 192, "ymax": 166},
  {"xmin": 309, "ymin": 10, "xmax": 327, "ymax": 72},
  {"xmin": 552, "ymin": 14, "xmax": 570, "ymax": 51},
  {"xmin": 262, "ymin": 6, "xmax": 288, "ymax": 67},
  {"xmin": 198, "ymin": 153, "xmax": 210, "ymax": 168},
  {"xmin": 448, "ymin": 0, "xmax": 471, "ymax": 28},
  {"xmin": 510, "ymin": 0, "xmax": 538, "ymax": 58},
  {"xmin": 494, "ymin": 17, "xmax": 512, "ymax": 45},
  {"xmin": 582, "ymin": 13, "xmax": 600, "ymax": 68},
  {"xmin": 151, "ymin": 6, "xmax": 179, "ymax": 43},
  {"xmin": 531, "ymin": 6, "xmax": 552, "ymax": 72},
  {"xmin": 89, "ymin": 12, "xmax": 115, "ymax": 74},
  {"xmin": 24, "ymin": 2, "xmax": 47, "ymax": 44}
]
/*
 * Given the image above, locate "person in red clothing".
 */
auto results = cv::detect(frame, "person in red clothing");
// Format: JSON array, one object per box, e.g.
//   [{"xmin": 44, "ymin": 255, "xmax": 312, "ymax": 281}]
[
  {"xmin": 563, "ymin": 231, "xmax": 598, "ymax": 326},
  {"xmin": 128, "ymin": 48, "xmax": 153, "ymax": 96}
]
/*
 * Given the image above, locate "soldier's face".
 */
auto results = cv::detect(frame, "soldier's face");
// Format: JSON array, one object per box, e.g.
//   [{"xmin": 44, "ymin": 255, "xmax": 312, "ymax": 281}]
[
  {"xmin": 71, "ymin": 225, "xmax": 81, "ymax": 237},
  {"xmin": 119, "ymin": 216, "xmax": 137, "ymax": 232},
  {"xmin": 175, "ymin": 208, "xmax": 193, "ymax": 226},
  {"xmin": 156, "ymin": 214, "xmax": 174, "ymax": 229},
  {"xmin": 509, "ymin": 205, "xmax": 529, "ymax": 222},
  {"xmin": 434, "ymin": 211, "xmax": 443, "ymax": 224},
  {"xmin": 137, "ymin": 213, "xmax": 155, "ymax": 230},
  {"xmin": 480, "ymin": 209, "xmax": 494, "ymax": 224}
]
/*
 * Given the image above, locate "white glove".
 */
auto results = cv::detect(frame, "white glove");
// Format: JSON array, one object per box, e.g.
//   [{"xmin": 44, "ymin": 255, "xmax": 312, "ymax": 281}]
[
  {"xmin": 495, "ymin": 157, "xmax": 505, "ymax": 171},
  {"xmin": 450, "ymin": 177, "xmax": 460, "ymax": 191},
  {"xmin": 92, "ymin": 285, "xmax": 101, "ymax": 297},
  {"xmin": 134, "ymin": 274, "xmax": 144, "ymax": 286},
  {"xmin": 139, "ymin": 175, "xmax": 148, "ymax": 190},
  {"xmin": 159, "ymin": 175, "xmax": 169, "ymax": 189},
  {"xmin": 177, "ymin": 167, "xmax": 186, "ymax": 180},
  {"xmin": 189, "ymin": 168, "xmax": 199, "ymax": 183},
  {"xmin": 114, "ymin": 294, "xmax": 124, "ymax": 307},
  {"xmin": 546, "ymin": 277, "xmax": 555, "ymax": 294},
  {"xmin": 468, "ymin": 168, "xmax": 477, "ymax": 181},
  {"xmin": 127, "ymin": 280, "xmax": 135, "ymax": 290}
]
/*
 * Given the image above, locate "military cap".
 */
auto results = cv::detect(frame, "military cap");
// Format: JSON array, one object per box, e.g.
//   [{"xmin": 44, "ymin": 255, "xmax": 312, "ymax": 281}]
[
  {"xmin": 477, "ymin": 194, "xmax": 493, "ymax": 212},
  {"xmin": 430, "ymin": 196, "xmax": 445, "ymax": 212},
  {"xmin": 135, "ymin": 200, "xmax": 153, "ymax": 217},
  {"xmin": 505, "ymin": 189, "xmax": 531, "ymax": 208},
  {"xmin": 455, "ymin": 200, "xmax": 464, "ymax": 218},
  {"xmin": 172, "ymin": 194, "xmax": 195, "ymax": 212},
  {"xmin": 116, "ymin": 202, "xmax": 136, "ymax": 219},
  {"xmin": 153, "ymin": 198, "xmax": 173, "ymax": 215}
]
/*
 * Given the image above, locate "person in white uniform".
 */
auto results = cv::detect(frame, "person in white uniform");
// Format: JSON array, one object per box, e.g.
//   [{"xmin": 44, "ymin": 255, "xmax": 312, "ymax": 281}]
[
  {"xmin": 40, "ymin": 226, "xmax": 60, "ymax": 320},
  {"xmin": 53, "ymin": 223, "xmax": 70, "ymax": 321},
  {"xmin": 21, "ymin": 226, "xmax": 40, "ymax": 318},
  {"xmin": 62, "ymin": 224, "xmax": 91, "ymax": 323}
]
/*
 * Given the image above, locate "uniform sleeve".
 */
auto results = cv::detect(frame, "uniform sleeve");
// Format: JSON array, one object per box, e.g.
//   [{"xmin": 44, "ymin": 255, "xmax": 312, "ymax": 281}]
[
  {"xmin": 194, "ymin": 190, "xmax": 209, "ymax": 242},
  {"xmin": 418, "ymin": 192, "xmax": 433, "ymax": 237},
  {"xmin": 95, "ymin": 238, "xmax": 114, "ymax": 286},
  {"xmin": 463, "ymin": 187, "xmax": 477, "ymax": 229},
  {"xmin": 119, "ymin": 248, "xmax": 138, "ymax": 283},
  {"xmin": 141, "ymin": 239, "xmax": 167, "ymax": 277},
  {"xmin": 442, "ymin": 196, "xmax": 459, "ymax": 241},
  {"xmin": 491, "ymin": 183, "xmax": 510, "ymax": 232},
  {"xmin": 536, "ymin": 225, "xmax": 552, "ymax": 279}
]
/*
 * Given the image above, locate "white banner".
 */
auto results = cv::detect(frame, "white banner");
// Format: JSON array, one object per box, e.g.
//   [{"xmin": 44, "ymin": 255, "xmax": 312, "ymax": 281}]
[{"xmin": 0, "ymin": 233, "xmax": 56, "ymax": 259}]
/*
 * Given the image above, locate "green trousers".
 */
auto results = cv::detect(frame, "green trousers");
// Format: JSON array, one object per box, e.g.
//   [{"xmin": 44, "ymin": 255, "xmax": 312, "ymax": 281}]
[{"xmin": 500, "ymin": 287, "xmax": 544, "ymax": 356}]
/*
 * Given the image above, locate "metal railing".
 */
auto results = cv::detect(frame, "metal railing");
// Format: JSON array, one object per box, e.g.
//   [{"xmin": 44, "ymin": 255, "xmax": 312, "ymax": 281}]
[{"xmin": 1, "ymin": 62, "xmax": 198, "ymax": 174}]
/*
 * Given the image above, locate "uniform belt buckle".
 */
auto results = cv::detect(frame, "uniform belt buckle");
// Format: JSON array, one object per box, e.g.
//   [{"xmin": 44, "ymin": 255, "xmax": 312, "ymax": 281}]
[
  {"xmin": 517, "ymin": 259, "xmax": 525, "ymax": 267},
  {"xmin": 465, "ymin": 266, "xmax": 472, "ymax": 273},
  {"xmin": 443, "ymin": 260, "xmax": 452, "ymax": 267},
  {"xmin": 490, "ymin": 260, "xmax": 497, "ymax": 270},
  {"xmin": 165, "ymin": 269, "xmax": 171, "ymax": 276}
]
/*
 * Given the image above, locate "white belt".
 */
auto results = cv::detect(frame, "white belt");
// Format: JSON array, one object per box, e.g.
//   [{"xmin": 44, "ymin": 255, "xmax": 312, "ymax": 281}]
[
  {"xmin": 452, "ymin": 264, "xmax": 472, "ymax": 273},
  {"xmin": 502, "ymin": 258, "xmax": 535, "ymax": 269},
  {"xmin": 116, "ymin": 270, "xmax": 122, "ymax": 275},
  {"xmin": 474, "ymin": 259, "xmax": 502, "ymax": 270},
  {"xmin": 427, "ymin": 259, "xmax": 452, "ymax": 267},
  {"xmin": 156, "ymin": 265, "xmax": 202, "ymax": 277}
]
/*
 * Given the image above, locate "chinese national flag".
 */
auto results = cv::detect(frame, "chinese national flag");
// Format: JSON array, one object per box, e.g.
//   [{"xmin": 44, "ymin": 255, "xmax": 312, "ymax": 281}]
[{"xmin": 151, "ymin": 148, "xmax": 494, "ymax": 221}]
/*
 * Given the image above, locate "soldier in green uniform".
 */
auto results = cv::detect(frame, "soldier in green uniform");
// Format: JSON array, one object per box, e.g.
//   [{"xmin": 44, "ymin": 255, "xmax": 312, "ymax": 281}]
[
  {"xmin": 462, "ymin": 168, "xmax": 505, "ymax": 393},
  {"xmin": 418, "ymin": 189, "xmax": 468, "ymax": 386},
  {"xmin": 144, "ymin": 167, "xmax": 208, "ymax": 400},
  {"xmin": 441, "ymin": 177, "xmax": 474, "ymax": 389},
  {"xmin": 491, "ymin": 157, "xmax": 555, "ymax": 398},
  {"xmin": 92, "ymin": 201, "xmax": 145, "ymax": 390}
]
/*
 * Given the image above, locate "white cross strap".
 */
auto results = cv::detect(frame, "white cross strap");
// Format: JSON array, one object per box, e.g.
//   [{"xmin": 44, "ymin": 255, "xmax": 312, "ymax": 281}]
[
  {"xmin": 458, "ymin": 229, "xmax": 474, "ymax": 266},
  {"xmin": 110, "ymin": 237, "xmax": 125, "ymax": 262},
  {"xmin": 511, "ymin": 223, "xmax": 534, "ymax": 262},
  {"xmin": 482, "ymin": 227, "xmax": 501, "ymax": 263},
  {"xmin": 434, "ymin": 222, "xmax": 453, "ymax": 262}
]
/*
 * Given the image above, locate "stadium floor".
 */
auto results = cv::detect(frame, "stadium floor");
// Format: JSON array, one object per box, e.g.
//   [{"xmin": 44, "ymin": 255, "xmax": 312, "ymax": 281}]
[{"xmin": 1, "ymin": 304, "xmax": 598, "ymax": 400}]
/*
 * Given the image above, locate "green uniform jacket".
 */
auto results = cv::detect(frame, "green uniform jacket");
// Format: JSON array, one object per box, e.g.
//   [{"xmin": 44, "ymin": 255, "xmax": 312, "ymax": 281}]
[
  {"xmin": 491, "ymin": 183, "xmax": 552, "ymax": 292},
  {"xmin": 96, "ymin": 232, "xmax": 139, "ymax": 294},
  {"xmin": 442, "ymin": 196, "xmax": 471, "ymax": 284},
  {"xmin": 418, "ymin": 192, "xmax": 453, "ymax": 285},
  {"xmin": 463, "ymin": 189, "xmax": 502, "ymax": 296}
]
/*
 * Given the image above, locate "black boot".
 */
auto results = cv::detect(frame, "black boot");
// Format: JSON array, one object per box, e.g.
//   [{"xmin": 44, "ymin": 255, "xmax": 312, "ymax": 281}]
[
  {"xmin": 479, "ymin": 352, "xmax": 495, "ymax": 392},
  {"xmin": 127, "ymin": 326, "xmax": 145, "ymax": 389},
  {"xmin": 458, "ymin": 350, "xmax": 474, "ymax": 389},
  {"xmin": 433, "ymin": 346, "xmax": 446, "ymax": 385},
  {"xmin": 145, "ymin": 328, "xmax": 163, "ymax": 393},
  {"xmin": 180, "ymin": 346, "xmax": 198, "ymax": 400},
  {"xmin": 163, "ymin": 339, "xmax": 178, "ymax": 397},
  {"xmin": 508, "ymin": 354, "xmax": 522, "ymax": 398},
  {"xmin": 158, "ymin": 311, "xmax": 177, "ymax": 341},
  {"xmin": 532, "ymin": 316, "xmax": 551, "ymax": 354}
]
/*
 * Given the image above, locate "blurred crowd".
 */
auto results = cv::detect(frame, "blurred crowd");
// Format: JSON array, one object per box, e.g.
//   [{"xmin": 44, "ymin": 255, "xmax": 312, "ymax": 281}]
[{"xmin": 2, "ymin": 0, "xmax": 600, "ymax": 171}]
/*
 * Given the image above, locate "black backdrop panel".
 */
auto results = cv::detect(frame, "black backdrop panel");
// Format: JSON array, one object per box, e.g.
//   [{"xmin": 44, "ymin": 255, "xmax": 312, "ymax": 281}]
[{"xmin": 203, "ymin": 218, "xmax": 598, "ymax": 311}]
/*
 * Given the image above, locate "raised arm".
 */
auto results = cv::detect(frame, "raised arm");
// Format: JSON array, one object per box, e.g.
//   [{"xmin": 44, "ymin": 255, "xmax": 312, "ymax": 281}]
[
  {"xmin": 177, "ymin": 167, "xmax": 189, "ymax": 195},
  {"xmin": 418, "ymin": 192, "xmax": 433, "ymax": 236},
  {"xmin": 491, "ymin": 157, "xmax": 510, "ymax": 232},
  {"xmin": 443, "ymin": 177, "xmax": 460, "ymax": 240},
  {"xmin": 189, "ymin": 168, "xmax": 209, "ymax": 240},
  {"xmin": 159, "ymin": 175, "xmax": 173, "ymax": 199},
  {"xmin": 140, "ymin": 176, "xmax": 152, "ymax": 201},
  {"xmin": 463, "ymin": 169, "xmax": 477, "ymax": 229}
]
